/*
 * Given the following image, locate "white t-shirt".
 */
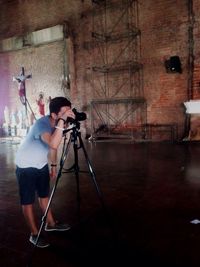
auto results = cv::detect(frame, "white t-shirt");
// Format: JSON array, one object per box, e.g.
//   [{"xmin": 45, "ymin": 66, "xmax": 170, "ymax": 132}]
[{"xmin": 15, "ymin": 116, "xmax": 53, "ymax": 169}]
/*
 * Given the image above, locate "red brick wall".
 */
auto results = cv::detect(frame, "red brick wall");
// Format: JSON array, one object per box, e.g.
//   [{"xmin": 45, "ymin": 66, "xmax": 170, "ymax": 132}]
[
  {"xmin": 0, "ymin": 0, "xmax": 88, "ymax": 40},
  {"xmin": 193, "ymin": 1, "xmax": 200, "ymax": 99},
  {"xmin": 139, "ymin": 0, "xmax": 189, "ymax": 138}
]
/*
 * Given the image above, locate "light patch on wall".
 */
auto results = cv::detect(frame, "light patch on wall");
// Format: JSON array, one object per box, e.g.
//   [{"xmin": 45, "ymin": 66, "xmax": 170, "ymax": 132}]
[
  {"xmin": 184, "ymin": 100, "xmax": 200, "ymax": 114},
  {"xmin": 32, "ymin": 25, "xmax": 64, "ymax": 45},
  {"xmin": 0, "ymin": 25, "xmax": 64, "ymax": 52}
]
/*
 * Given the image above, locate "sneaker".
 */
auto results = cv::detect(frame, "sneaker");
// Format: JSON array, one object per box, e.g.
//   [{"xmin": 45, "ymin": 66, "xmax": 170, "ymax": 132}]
[
  {"xmin": 45, "ymin": 222, "xmax": 71, "ymax": 232},
  {"xmin": 29, "ymin": 234, "xmax": 50, "ymax": 248}
]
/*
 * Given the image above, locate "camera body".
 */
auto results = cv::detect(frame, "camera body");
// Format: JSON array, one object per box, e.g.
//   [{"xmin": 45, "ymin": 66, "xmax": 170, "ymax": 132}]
[{"xmin": 67, "ymin": 108, "xmax": 87, "ymax": 124}]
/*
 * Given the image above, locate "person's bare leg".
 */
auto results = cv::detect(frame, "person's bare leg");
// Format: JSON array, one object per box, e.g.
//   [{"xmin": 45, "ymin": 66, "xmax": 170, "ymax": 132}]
[
  {"xmin": 22, "ymin": 204, "xmax": 38, "ymax": 235},
  {"xmin": 38, "ymin": 197, "xmax": 55, "ymax": 226}
]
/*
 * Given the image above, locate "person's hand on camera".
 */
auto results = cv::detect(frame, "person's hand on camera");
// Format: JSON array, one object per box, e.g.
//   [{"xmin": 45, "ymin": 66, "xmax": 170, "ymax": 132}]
[{"xmin": 59, "ymin": 108, "xmax": 75, "ymax": 123}]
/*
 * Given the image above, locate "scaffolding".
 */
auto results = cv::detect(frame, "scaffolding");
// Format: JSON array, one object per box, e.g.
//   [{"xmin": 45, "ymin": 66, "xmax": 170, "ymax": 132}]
[{"xmin": 90, "ymin": 0, "xmax": 146, "ymax": 140}]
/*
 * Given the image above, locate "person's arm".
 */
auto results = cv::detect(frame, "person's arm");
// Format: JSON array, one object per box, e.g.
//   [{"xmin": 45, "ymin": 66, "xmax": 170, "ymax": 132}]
[
  {"xmin": 41, "ymin": 118, "xmax": 67, "ymax": 179},
  {"xmin": 41, "ymin": 119, "xmax": 64, "ymax": 149},
  {"xmin": 41, "ymin": 109, "xmax": 74, "ymax": 149},
  {"xmin": 40, "ymin": 108, "xmax": 75, "ymax": 179}
]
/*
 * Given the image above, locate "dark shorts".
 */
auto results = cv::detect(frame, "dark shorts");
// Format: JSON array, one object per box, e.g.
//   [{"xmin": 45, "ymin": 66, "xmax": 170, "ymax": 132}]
[{"xmin": 16, "ymin": 164, "xmax": 50, "ymax": 205}]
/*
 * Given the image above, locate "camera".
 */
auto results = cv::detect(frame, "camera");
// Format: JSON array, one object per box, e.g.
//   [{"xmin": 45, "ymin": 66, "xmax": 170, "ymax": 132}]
[{"xmin": 67, "ymin": 108, "xmax": 87, "ymax": 124}]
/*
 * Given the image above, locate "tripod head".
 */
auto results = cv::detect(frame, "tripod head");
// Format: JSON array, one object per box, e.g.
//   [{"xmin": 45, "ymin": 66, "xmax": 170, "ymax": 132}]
[
  {"xmin": 63, "ymin": 121, "xmax": 80, "ymax": 135},
  {"xmin": 63, "ymin": 121, "xmax": 82, "ymax": 145},
  {"xmin": 63, "ymin": 107, "xmax": 86, "ymax": 142}
]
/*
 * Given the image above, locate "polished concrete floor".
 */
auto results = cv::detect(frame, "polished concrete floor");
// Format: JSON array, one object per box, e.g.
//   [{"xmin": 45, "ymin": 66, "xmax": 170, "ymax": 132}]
[{"xmin": 2, "ymin": 138, "xmax": 200, "ymax": 266}]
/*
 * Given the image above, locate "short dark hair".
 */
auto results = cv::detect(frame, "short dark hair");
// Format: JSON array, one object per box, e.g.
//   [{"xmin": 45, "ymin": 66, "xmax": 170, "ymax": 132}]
[{"xmin": 49, "ymin": 97, "xmax": 71, "ymax": 114}]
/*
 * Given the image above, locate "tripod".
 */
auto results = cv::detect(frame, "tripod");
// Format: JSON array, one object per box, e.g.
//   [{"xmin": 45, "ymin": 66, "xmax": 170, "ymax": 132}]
[
  {"xmin": 26, "ymin": 121, "xmax": 107, "ymax": 266},
  {"xmin": 62, "ymin": 121, "xmax": 106, "ymax": 219}
]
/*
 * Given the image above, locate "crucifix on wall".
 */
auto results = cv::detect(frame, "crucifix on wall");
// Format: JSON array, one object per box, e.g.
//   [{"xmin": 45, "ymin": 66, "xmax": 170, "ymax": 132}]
[
  {"xmin": 13, "ymin": 67, "xmax": 36, "ymax": 126},
  {"xmin": 13, "ymin": 67, "xmax": 32, "ymax": 116}
]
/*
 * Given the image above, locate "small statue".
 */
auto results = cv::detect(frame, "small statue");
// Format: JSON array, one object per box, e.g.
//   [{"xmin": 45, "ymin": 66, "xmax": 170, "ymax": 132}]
[{"xmin": 36, "ymin": 93, "xmax": 45, "ymax": 116}]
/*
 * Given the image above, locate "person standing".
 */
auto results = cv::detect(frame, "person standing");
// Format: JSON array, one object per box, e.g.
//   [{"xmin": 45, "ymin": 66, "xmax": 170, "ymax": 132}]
[{"xmin": 15, "ymin": 96, "xmax": 75, "ymax": 248}]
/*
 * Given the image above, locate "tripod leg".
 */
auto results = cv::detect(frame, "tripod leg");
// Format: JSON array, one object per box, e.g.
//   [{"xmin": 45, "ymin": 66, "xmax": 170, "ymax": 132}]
[
  {"xmin": 78, "ymin": 132, "xmax": 106, "ymax": 211},
  {"xmin": 77, "ymin": 133, "xmax": 120, "ymax": 245},
  {"xmin": 26, "ymin": 136, "xmax": 71, "ymax": 267},
  {"xmin": 26, "ymin": 172, "xmax": 62, "ymax": 267},
  {"xmin": 72, "ymin": 140, "xmax": 81, "ymax": 221}
]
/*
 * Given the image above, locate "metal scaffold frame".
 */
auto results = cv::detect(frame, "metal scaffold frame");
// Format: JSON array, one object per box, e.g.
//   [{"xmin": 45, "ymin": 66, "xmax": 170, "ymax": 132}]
[{"xmin": 90, "ymin": 0, "xmax": 146, "ymax": 140}]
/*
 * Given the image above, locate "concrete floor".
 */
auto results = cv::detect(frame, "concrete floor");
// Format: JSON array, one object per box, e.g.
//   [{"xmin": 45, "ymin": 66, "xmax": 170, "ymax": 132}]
[{"xmin": 1, "ymin": 138, "xmax": 200, "ymax": 267}]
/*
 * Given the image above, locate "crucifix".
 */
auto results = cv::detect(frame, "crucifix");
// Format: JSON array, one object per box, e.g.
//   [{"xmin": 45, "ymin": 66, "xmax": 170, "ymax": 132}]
[
  {"xmin": 13, "ymin": 67, "xmax": 32, "ymax": 117},
  {"xmin": 13, "ymin": 67, "xmax": 36, "ymax": 127}
]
